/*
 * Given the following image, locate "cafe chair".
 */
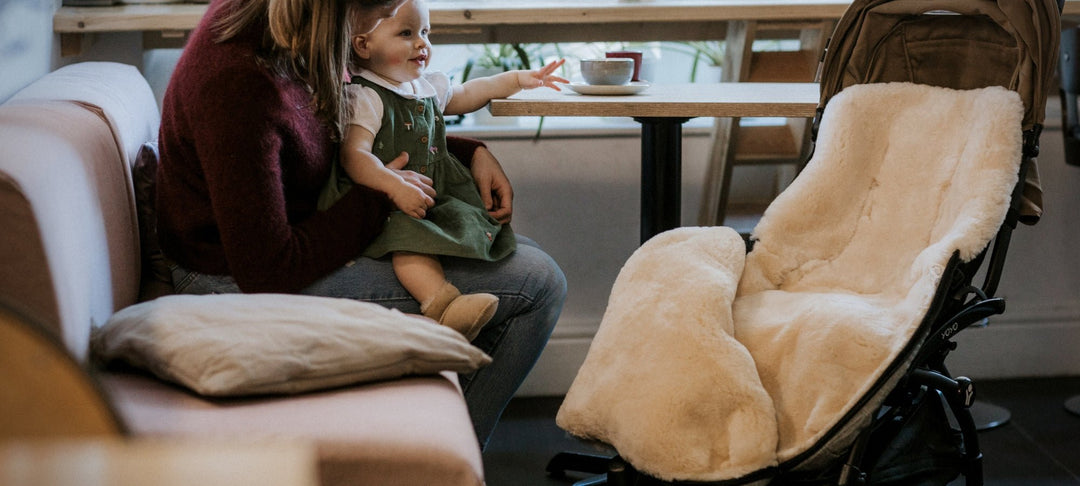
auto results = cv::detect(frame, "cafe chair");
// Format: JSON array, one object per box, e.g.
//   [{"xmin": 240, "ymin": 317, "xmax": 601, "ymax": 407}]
[{"xmin": 547, "ymin": 0, "xmax": 1061, "ymax": 484}]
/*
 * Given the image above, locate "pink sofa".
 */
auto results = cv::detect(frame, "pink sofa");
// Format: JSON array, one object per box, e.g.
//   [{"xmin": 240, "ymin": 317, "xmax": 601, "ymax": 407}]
[{"xmin": 0, "ymin": 62, "xmax": 485, "ymax": 485}]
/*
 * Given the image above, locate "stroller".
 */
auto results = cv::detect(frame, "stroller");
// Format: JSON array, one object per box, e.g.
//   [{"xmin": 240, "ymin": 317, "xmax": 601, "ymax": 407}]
[{"xmin": 549, "ymin": 0, "xmax": 1061, "ymax": 485}]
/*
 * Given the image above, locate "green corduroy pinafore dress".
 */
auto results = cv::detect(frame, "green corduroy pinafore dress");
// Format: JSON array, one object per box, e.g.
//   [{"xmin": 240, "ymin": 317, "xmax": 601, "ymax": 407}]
[{"xmin": 318, "ymin": 77, "xmax": 515, "ymax": 261}]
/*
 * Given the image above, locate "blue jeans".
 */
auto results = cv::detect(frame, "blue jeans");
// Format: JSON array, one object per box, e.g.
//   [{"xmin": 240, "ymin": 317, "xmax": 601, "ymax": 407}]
[{"xmin": 171, "ymin": 235, "xmax": 567, "ymax": 449}]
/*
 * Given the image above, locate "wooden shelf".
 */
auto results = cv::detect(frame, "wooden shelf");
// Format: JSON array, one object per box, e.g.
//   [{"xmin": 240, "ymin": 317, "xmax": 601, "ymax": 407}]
[
  {"xmin": 56, "ymin": 1, "xmax": 1080, "ymax": 56},
  {"xmin": 54, "ymin": 1, "xmax": 856, "ymax": 34},
  {"xmin": 55, "ymin": 0, "xmax": 1080, "ymax": 35},
  {"xmin": 55, "ymin": 3, "xmax": 208, "ymax": 33},
  {"xmin": 53, "ymin": 1, "xmax": 860, "ymax": 54}
]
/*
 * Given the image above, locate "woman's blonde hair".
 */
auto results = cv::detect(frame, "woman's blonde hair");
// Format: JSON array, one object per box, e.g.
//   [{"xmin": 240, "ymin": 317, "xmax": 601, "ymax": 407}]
[{"xmin": 213, "ymin": 0, "xmax": 394, "ymax": 140}]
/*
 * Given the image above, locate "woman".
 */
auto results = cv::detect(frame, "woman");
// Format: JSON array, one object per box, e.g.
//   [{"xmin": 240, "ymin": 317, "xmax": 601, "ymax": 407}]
[{"xmin": 155, "ymin": 0, "xmax": 567, "ymax": 448}]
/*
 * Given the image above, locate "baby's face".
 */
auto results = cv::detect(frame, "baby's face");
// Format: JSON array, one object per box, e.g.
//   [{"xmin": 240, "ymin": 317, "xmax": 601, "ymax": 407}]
[{"xmin": 357, "ymin": 0, "xmax": 432, "ymax": 84}]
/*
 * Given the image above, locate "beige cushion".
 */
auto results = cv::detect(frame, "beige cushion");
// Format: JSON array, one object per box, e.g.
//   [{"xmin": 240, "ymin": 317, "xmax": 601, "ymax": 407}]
[
  {"xmin": 100, "ymin": 370, "xmax": 484, "ymax": 486},
  {"xmin": 92, "ymin": 294, "xmax": 492, "ymax": 396}
]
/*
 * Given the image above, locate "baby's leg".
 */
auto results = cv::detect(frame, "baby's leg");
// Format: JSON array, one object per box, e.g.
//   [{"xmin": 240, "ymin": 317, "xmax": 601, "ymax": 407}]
[
  {"xmin": 393, "ymin": 252, "xmax": 498, "ymax": 340},
  {"xmin": 393, "ymin": 252, "xmax": 446, "ymax": 303}
]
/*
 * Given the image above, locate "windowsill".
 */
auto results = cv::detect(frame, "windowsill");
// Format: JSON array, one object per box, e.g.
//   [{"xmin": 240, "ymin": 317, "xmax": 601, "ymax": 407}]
[
  {"xmin": 446, "ymin": 114, "xmax": 786, "ymax": 140},
  {"xmin": 446, "ymin": 115, "xmax": 690, "ymax": 139}
]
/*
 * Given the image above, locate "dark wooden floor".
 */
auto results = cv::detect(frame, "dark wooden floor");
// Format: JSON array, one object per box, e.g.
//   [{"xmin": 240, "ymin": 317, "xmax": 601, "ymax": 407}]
[{"xmin": 483, "ymin": 377, "xmax": 1080, "ymax": 485}]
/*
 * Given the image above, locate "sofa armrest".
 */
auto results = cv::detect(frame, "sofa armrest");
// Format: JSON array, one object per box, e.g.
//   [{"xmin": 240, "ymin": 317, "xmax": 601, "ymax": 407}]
[
  {"xmin": 0, "ymin": 62, "xmax": 159, "ymax": 361},
  {"xmin": 8, "ymin": 62, "xmax": 160, "ymax": 166},
  {"xmin": 0, "ymin": 102, "xmax": 141, "ymax": 361}
]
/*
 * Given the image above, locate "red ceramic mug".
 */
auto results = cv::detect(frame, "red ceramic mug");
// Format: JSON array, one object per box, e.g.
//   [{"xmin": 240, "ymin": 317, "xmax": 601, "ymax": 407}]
[{"xmin": 605, "ymin": 51, "xmax": 643, "ymax": 82}]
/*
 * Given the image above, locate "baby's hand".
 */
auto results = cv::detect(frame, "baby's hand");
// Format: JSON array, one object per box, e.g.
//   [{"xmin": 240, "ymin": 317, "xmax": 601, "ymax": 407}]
[
  {"xmin": 520, "ymin": 59, "xmax": 569, "ymax": 91},
  {"xmin": 387, "ymin": 181, "xmax": 435, "ymax": 219}
]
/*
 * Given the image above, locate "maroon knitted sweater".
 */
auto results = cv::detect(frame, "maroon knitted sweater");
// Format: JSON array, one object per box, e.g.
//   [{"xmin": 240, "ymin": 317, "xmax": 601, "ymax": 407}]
[{"xmin": 156, "ymin": 0, "xmax": 483, "ymax": 293}]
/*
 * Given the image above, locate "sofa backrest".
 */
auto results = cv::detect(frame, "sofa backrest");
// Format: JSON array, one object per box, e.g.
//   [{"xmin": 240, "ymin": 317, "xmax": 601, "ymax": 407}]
[{"xmin": 0, "ymin": 62, "xmax": 160, "ymax": 362}]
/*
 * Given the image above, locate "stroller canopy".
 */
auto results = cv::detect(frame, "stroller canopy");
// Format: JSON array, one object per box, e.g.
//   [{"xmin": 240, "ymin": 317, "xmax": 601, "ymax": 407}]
[
  {"xmin": 820, "ymin": 0, "xmax": 1058, "ymax": 127},
  {"xmin": 816, "ymin": 0, "xmax": 1060, "ymax": 222}
]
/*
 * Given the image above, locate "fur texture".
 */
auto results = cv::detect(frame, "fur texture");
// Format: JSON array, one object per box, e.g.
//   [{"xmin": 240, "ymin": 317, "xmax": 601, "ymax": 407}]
[
  {"xmin": 557, "ymin": 83, "xmax": 1023, "ymax": 481},
  {"xmin": 558, "ymin": 226, "xmax": 778, "ymax": 480}
]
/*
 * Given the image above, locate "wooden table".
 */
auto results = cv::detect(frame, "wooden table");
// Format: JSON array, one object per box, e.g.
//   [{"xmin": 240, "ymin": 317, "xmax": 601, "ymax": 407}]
[{"xmin": 489, "ymin": 82, "xmax": 819, "ymax": 242}]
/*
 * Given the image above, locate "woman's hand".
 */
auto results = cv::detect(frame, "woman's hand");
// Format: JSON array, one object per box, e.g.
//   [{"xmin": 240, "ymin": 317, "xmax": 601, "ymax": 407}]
[
  {"xmin": 519, "ymin": 59, "xmax": 569, "ymax": 91},
  {"xmin": 385, "ymin": 152, "xmax": 435, "ymax": 218},
  {"xmin": 470, "ymin": 147, "xmax": 514, "ymax": 224}
]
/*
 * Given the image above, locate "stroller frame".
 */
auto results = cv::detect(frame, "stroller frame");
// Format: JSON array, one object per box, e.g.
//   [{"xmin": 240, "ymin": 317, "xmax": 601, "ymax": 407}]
[{"xmin": 548, "ymin": 1, "xmax": 1062, "ymax": 485}]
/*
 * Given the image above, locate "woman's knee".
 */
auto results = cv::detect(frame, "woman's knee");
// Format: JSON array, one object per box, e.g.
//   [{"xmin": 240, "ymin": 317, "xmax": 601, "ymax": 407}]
[{"xmin": 508, "ymin": 244, "xmax": 567, "ymax": 310}]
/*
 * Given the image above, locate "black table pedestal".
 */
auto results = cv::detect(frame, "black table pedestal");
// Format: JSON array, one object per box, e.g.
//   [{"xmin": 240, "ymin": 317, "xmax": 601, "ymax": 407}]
[{"xmin": 635, "ymin": 116, "xmax": 691, "ymax": 244}]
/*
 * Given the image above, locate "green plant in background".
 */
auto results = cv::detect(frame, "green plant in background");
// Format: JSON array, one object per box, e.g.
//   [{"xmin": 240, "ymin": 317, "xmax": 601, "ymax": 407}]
[
  {"xmin": 665, "ymin": 41, "xmax": 725, "ymax": 82},
  {"xmin": 462, "ymin": 43, "xmax": 537, "ymax": 81}
]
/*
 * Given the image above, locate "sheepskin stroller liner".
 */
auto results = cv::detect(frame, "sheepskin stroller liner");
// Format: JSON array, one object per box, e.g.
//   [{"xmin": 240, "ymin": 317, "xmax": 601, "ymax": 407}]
[{"xmin": 548, "ymin": 0, "xmax": 1061, "ymax": 485}]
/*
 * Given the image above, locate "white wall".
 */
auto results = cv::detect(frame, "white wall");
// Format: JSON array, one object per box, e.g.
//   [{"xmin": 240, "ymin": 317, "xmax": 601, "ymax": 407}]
[
  {"xmin": 0, "ymin": 0, "xmax": 148, "ymax": 103},
  {"xmin": 0, "ymin": 0, "xmax": 57, "ymax": 103},
  {"xmin": 8, "ymin": 14, "xmax": 1080, "ymax": 396}
]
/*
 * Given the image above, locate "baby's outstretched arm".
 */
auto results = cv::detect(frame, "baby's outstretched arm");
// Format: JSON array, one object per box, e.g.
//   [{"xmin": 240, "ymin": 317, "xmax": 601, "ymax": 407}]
[
  {"xmin": 342, "ymin": 126, "xmax": 435, "ymax": 219},
  {"xmin": 445, "ymin": 59, "xmax": 568, "ymax": 116}
]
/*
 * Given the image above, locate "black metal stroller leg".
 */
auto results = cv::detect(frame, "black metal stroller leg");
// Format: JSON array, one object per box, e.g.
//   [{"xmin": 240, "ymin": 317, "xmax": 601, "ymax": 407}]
[
  {"xmin": 909, "ymin": 370, "xmax": 984, "ymax": 486},
  {"xmin": 954, "ymin": 404, "xmax": 985, "ymax": 486}
]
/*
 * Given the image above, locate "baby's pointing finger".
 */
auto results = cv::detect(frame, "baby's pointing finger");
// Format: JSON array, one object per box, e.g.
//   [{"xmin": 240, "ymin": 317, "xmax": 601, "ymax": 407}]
[{"xmin": 541, "ymin": 59, "xmax": 565, "ymax": 75}]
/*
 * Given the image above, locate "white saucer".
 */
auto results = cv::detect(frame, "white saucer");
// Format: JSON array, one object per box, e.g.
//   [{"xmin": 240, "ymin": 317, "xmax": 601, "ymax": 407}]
[{"xmin": 564, "ymin": 81, "xmax": 650, "ymax": 96}]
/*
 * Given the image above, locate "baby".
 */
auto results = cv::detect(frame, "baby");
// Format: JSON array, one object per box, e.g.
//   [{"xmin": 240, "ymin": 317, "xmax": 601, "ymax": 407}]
[{"xmin": 318, "ymin": 0, "xmax": 567, "ymax": 339}]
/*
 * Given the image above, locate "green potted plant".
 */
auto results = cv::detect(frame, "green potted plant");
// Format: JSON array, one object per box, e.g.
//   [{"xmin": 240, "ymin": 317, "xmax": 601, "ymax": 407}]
[
  {"xmin": 666, "ymin": 41, "xmax": 724, "ymax": 83},
  {"xmin": 462, "ymin": 43, "xmax": 537, "ymax": 81}
]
